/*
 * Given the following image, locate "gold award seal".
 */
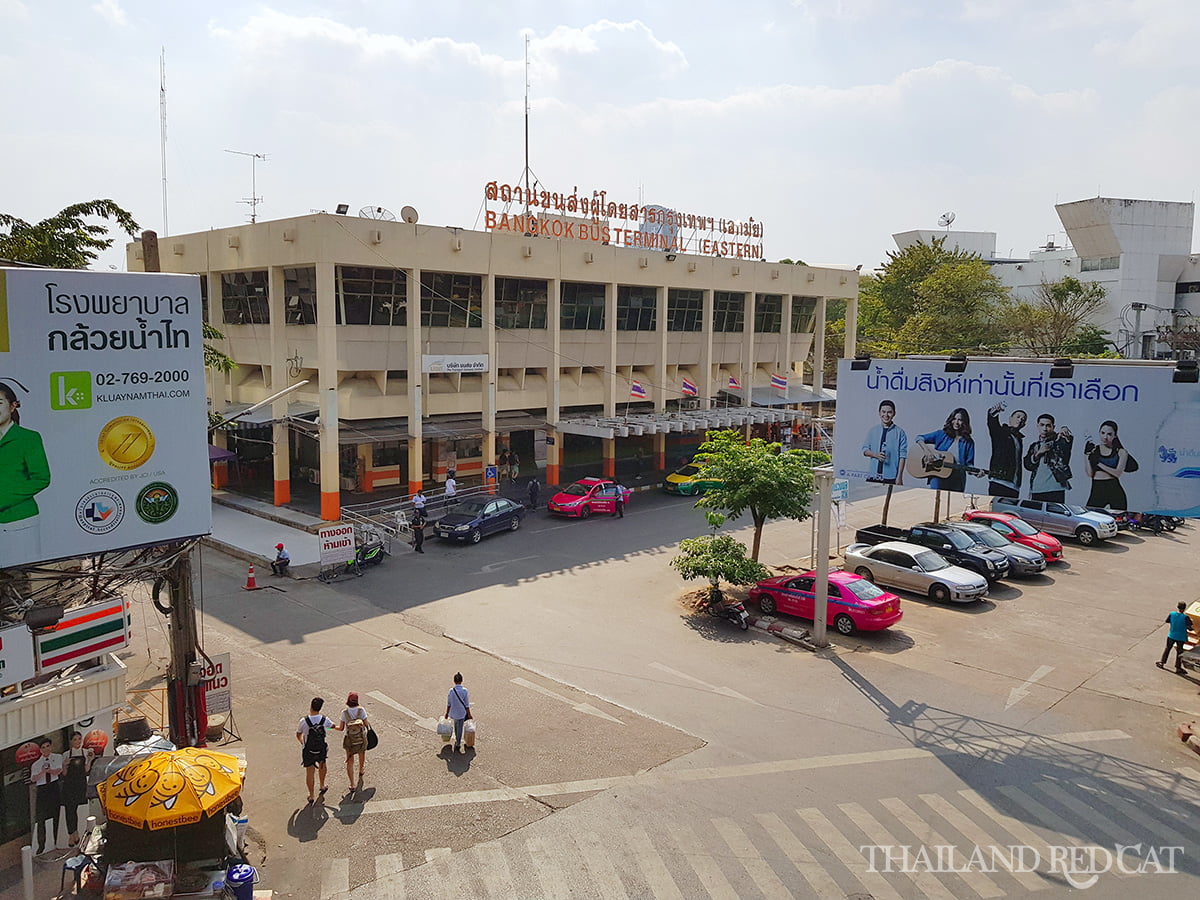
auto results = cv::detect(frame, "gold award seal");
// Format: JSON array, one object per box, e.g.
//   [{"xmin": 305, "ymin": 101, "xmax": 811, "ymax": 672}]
[{"xmin": 98, "ymin": 416, "xmax": 156, "ymax": 470}]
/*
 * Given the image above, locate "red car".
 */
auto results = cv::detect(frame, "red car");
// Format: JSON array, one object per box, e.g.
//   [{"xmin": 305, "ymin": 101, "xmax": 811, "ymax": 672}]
[
  {"xmin": 962, "ymin": 510, "xmax": 1064, "ymax": 562},
  {"xmin": 547, "ymin": 477, "xmax": 633, "ymax": 518},
  {"xmin": 748, "ymin": 570, "xmax": 902, "ymax": 636}
]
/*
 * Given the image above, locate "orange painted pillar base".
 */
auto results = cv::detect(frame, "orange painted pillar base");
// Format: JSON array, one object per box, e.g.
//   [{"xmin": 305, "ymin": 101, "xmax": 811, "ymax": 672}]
[
  {"xmin": 546, "ymin": 462, "xmax": 559, "ymax": 485},
  {"xmin": 602, "ymin": 437, "xmax": 616, "ymax": 478},
  {"xmin": 320, "ymin": 491, "xmax": 340, "ymax": 521},
  {"xmin": 273, "ymin": 479, "xmax": 290, "ymax": 506},
  {"xmin": 409, "ymin": 479, "xmax": 423, "ymax": 495},
  {"xmin": 212, "ymin": 462, "xmax": 228, "ymax": 489}
]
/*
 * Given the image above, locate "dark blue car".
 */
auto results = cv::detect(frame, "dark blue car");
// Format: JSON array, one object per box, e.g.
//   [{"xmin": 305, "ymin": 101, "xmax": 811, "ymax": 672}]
[{"xmin": 434, "ymin": 497, "xmax": 524, "ymax": 544}]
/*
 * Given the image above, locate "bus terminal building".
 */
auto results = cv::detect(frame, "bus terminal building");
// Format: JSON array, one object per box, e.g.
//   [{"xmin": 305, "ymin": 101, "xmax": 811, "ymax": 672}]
[{"xmin": 129, "ymin": 209, "xmax": 859, "ymax": 520}]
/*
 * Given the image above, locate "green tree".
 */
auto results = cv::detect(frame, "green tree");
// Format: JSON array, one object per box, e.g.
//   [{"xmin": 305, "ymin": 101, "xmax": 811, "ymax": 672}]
[
  {"xmin": 0, "ymin": 200, "xmax": 139, "ymax": 269},
  {"xmin": 1010, "ymin": 277, "xmax": 1109, "ymax": 356},
  {"xmin": 670, "ymin": 513, "xmax": 770, "ymax": 603},
  {"xmin": 1061, "ymin": 323, "xmax": 1117, "ymax": 357},
  {"xmin": 856, "ymin": 238, "xmax": 1014, "ymax": 356},
  {"xmin": 692, "ymin": 429, "xmax": 828, "ymax": 561}
]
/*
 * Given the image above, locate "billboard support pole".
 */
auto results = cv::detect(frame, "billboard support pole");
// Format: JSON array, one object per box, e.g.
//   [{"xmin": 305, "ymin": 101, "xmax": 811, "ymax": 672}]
[
  {"xmin": 813, "ymin": 466, "xmax": 833, "ymax": 648},
  {"xmin": 163, "ymin": 547, "xmax": 205, "ymax": 747},
  {"xmin": 881, "ymin": 484, "xmax": 893, "ymax": 525}
]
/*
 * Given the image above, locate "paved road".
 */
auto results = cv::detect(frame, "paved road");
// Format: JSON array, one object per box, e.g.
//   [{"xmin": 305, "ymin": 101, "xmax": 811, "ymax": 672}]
[{"xmin": 171, "ymin": 484, "xmax": 1200, "ymax": 898}]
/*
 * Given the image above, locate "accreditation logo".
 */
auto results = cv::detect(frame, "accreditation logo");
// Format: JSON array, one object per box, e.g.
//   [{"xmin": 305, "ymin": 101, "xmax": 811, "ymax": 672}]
[
  {"xmin": 135, "ymin": 482, "xmax": 179, "ymax": 525},
  {"xmin": 98, "ymin": 416, "xmax": 155, "ymax": 470},
  {"xmin": 76, "ymin": 489, "xmax": 125, "ymax": 535}
]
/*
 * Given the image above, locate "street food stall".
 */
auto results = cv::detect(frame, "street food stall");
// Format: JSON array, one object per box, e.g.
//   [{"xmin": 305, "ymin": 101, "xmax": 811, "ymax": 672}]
[{"xmin": 76, "ymin": 747, "xmax": 251, "ymax": 899}]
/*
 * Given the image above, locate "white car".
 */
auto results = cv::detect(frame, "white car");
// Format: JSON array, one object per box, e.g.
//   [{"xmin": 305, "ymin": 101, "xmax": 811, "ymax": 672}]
[{"xmin": 843, "ymin": 540, "xmax": 990, "ymax": 603}]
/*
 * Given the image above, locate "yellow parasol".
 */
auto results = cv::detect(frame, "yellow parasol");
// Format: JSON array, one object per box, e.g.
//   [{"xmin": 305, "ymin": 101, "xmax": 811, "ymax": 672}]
[{"xmin": 96, "ymin": 748, "xmax": 242, "ymax": 830}]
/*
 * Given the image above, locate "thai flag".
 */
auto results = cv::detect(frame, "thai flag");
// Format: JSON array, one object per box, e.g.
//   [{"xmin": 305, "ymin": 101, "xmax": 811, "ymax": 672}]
[
  {"xmin": 681, "ymin": 377, "xmax": 698, "ymax": 397},
  {"xmin": 771, "ymin": 372, "xmax": 788, "ymax": 391},
  {"xmin": 630, "ymin": 380, "xmax": 648, "ymax": 399},
  {"xmin": 728, "ymin": 374, "xmax": 741, "ymax": 391}
]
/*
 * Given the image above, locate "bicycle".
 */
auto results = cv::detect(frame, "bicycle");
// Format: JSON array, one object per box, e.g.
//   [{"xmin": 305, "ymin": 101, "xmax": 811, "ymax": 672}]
[{"xmin": 317, "ymin": 559, "xmax": 363, "ymax": 583}]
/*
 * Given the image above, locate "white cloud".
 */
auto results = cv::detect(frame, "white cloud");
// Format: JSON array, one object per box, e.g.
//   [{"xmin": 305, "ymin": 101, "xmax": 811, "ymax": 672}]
[
  {"xmin": 0, "ymin": 0, "xmax": 29, "ymax": 20},
  {"xmin": 92, "ymin": 0, "xmax": 127, "ymax": 26}
]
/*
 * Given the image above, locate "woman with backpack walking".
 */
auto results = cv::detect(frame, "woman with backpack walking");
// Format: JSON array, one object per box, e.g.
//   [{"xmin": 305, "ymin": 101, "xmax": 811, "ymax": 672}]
[
  {"xmin": 296, "ymin": 697, "xmax": 335, "ymax": 803},
  {"xmin": 341, "ymin": 692, "xmax": 371, "ymax": 791}
]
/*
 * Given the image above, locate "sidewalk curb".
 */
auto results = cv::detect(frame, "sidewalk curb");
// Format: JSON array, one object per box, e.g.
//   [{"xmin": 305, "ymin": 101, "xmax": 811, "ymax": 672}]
[{"xmin": 747, "ymin": 614, "xmax": 821, "ymax": 651}]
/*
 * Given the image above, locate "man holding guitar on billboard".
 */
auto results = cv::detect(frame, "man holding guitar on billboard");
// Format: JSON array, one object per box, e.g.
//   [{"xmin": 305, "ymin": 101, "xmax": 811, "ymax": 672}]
[{"xmin": 912, "ymin": 407, "xmax": 977, "ymax": 493}]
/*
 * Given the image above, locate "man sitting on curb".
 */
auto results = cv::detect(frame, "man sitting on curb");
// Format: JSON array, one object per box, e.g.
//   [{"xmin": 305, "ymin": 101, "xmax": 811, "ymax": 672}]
[{"xmin": 271, "ymin": 542, "xmax": 291, "ymax": 576}]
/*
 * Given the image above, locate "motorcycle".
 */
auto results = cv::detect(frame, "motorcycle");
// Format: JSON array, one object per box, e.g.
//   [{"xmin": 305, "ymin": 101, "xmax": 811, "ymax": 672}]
[
  {"xmin": 705, "ymin": 596, "xmax": 750, "ymax": 630},
  {"xmin": 317, "ymin": 530, "xmax": 388, "ymax": 582}
]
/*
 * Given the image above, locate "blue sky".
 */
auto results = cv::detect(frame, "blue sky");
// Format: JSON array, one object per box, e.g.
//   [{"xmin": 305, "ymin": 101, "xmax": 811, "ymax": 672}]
[{"xmin": 3, "ymin": 0, "xmax": 1195, "ymax": 271}]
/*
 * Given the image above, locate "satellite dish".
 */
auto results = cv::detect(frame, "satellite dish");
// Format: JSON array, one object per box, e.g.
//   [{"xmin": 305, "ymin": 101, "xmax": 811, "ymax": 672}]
[
  {"xmin": 938, "ymin": 211, "xmax": 956, "ymax": 228},
  {"xmin": 360, "ymin": 206, "xmax": 397, "ymax": 221},
  {"xmin": 400, "ymin": 205, "xmax": 419, "ymax": 224}
]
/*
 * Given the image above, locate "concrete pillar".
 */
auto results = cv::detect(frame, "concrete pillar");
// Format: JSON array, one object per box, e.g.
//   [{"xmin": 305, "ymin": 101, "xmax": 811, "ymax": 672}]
[
  {"xmin": 654, "ymin": 431, "xmax": 666, "ymax": 472},
  {"xmin": 605, "ymin": 281, "xmax": 618, "ymax": 416},
  {"xmin": 812, "ymin": 296, "xmax": 828, "ymax": 392},
  {"xmin": 546, "ymin": 430, "xmax": 561, "ymax": 486},
  {"xmin": 843, "ymin": 290, "xmax": 859, "ymax": 360},
  {"xmin": 742, "ymin": 290, "xmax": 755, "ymax": 409},
  {"xmin": 482, "ymin": 273, "xmax": 497, "ymax": 482},
  {"xmin": 655, "ymin": 285, "xmax": 667, "ymax": 412},
  {"xmin": 602, "ymin": 437, "xmax": 616, "ymax": 478},
  {"xmin": 546, "ymin": 275, "xmax": 561, "ymax": 454},
  {"xmin": 700, "ymin": 288, "xmax": 714, "ymax": 410},
  {"xmin": 407, "ymin": 266, "xmax": 424, "ymax": 494},
  {"xmin": 357, "ymin": 443, "xmax": 371, "ymax": 492},
  {"xmin": 268, "ymin": 265, "xmax": 291, "ymax": 505},
  {"xmin": 315, "ymin": 262, "xmax": 340, "ymax": 521}
]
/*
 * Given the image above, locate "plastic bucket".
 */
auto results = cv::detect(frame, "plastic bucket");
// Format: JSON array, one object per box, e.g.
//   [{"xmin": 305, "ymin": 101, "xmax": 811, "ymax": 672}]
[{"xmin": 226, "ymin": 864, "xmax": 258, "ymax": 900}]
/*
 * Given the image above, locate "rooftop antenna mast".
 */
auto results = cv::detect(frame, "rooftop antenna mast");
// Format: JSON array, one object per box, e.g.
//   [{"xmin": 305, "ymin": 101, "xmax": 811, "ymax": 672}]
[
  {"xmin": 224, "ymin": 149, "xmax": 268, "ymax": 222},
  {"xmin": 523, "ymin": 34, "xmax": 531, "ymax": 217},
  {"xmin": 159, "ymin": 48, "xmax": 169, "ymax": 235}
]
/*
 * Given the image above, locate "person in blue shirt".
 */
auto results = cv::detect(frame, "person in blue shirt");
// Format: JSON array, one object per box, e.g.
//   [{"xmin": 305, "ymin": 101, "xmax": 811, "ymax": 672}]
[
  {"xmin": 445, "ymin": 672, "xmax": 472, "ymax": 753},
  {"xmin": 1158, "ymin": 601, "xmax": 1192, "ymax": 674},
  {"xmin": 914, "ymin": 407, "xmax": 975, "ymax": 492},
  {"xmin": 861, "ymin": 399, "xmax": 907, "ymax": 485}
]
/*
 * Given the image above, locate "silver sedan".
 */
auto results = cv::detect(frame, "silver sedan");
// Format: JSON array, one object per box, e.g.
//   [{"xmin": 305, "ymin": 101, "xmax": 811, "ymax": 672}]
[{"xmin": 843, "ymin": 540, "xmax": 989, "ymax": 603}]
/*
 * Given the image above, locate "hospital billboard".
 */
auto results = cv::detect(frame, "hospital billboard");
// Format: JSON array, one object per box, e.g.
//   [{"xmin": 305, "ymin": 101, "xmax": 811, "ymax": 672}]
[
  {"xmin": 0, "ymin": 268, "xmax": 210, "ymax": 567},
  {"xmin": 833, "ymin": 358, "xmax": 1200, "ymax": 516}
]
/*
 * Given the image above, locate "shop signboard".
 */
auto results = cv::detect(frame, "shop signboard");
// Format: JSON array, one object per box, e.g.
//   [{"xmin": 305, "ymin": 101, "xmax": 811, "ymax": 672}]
[
  {"xmin": 834, "ymin": 359, "xmax": 1200, "ymax": 516},
  {"xmin": 0, "ymin": 268, "xmax": 210, "ymax": 568},
  {"xmin": 34, "ymin": 597, "xmax": 131, "ymax": 674},
  {"xmin": 0, "ymin": 622, "xmax": 37, "ymax": 688},
  {"xmin": 201, "ymin": 652, "xmax": 232, "ymax": 715},
  {"xmin": 319, "ymin": 523, "xmax": 357, "ymax": 565},
  {"xmin": 422, "ymin": 354, "xmax": 488, "ymax": 373}
]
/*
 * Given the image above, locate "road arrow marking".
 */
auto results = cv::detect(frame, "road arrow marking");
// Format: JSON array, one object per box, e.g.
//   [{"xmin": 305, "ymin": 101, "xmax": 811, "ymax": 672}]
[
  {"xmin": 1005, "ymin": 665, "xmax": 1055, "ymax": 710},
  {"xmin": 649, "ymin": 662, "xmax": 764, "ymax": 707},
  {"xmin": 511, "ymin": 677, "xmax": 624, "ymax": 724},
  {"xmin": 481, "ymin": 556, "xmax": 538, "ymax": 573},
  {"xmin": 368, "ymin": 690, "xmax": 438, "ymax": 731}
]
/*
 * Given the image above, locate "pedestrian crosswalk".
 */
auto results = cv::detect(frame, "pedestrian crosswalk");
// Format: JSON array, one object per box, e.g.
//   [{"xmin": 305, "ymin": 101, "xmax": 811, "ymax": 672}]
[{"xmin": 320, "ymin": 777, "xmax": 1200, "ymax": 899}]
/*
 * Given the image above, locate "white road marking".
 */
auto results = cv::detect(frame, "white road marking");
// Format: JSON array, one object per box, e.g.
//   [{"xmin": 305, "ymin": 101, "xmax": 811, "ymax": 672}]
[
  {"xmin": 672, "ymin": 821, "xmax": 740, "ymax": 900},
  {"xmin": 473, "ymin": 843, "xmax": 519, "ymax": 898},
  {"xmin": 841, "ymin": 801, "xmax": 958, "ymax": 900},
  {"xmin": 712, "ymin": 816, "xmax": 792, "ymax": 900},
  {"xmin": 648, "ymin": 661, "xmax": 765, "ymax": 707},
  {"xmin": 1034, "ymin": 782, "xmax": 1139, "ymax": 845},
  {"xmin": 343, "ymin": 729, "xmax": 1130, "ymax": 816},
  {"xmin": 1005, "ymin": 664, "xmax": 1056, "ymax": 709},
  {"xmin": 798, "ymin": 807, "xmax": 904, "ymax": 900},
  {"xmin": 625, "ymin": 825, "xmax": 685, "ymax": 900},
  {"xmin": 511, "ymin": 676, "xmax": 624, "ymax": 725},
  {"xmin": 1176, "ymin": 766, "xmax": 1200, "ymax": 780},
  {"xmin": 321, "ymin": 858, "xmax": 349, "ymax": 899},
  {"xmin": 367, "ymin": 690, "xmax": 437, "ymax": 731},
  {"xmin": 572, "ymin": 829, "xmax": 630, "ymax": 899},
  {"xmin": 880, "ymin": 796, "xmax": 1003, "ymax": 899},
  {"xmin": 1076, "ymin": 779, "xmax": 1190, "ymax": 845},
  {"xmin": 481, "ymin": 556, "xmax": 538, "ymax": 573},
  {"xmin": 526, "ymin": 835, "xmax": 571, "ymax": 900},
  {"xmin": 754, "ymin": 812, "xmax": 842, "ymax": 898},
  {"xmin": 373, "ymin": 854, "xmax": 405, "ymax": 900},
  {"xmin": 919, "ymin": 793, "xmax": 1046, "ymax": 892},
  {"xmin": 958, "ymin": 788, "xmax": 1063, "ymax": 861}
]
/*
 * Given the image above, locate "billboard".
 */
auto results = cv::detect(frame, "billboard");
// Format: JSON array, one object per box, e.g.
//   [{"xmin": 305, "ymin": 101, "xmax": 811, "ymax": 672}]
[
  {"xmin": 833, "ymin": 358, "xmax": 1200, "ymax": 516},
  {"xmin": 0, "ymin": 268, "xmax": 210, "ymax": 567}
]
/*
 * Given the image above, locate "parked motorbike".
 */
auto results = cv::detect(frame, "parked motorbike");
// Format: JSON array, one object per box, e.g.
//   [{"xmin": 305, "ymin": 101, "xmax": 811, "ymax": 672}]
[
  {"xmin": 1130, "ymin": 513, "xmax": 1167, "ymax": 534},
  {"xmin": 705, "ymin": 596, "xmax": 750, "ymax": 630},
  {"xmin": 355, "ymin": 534, "xmax": 387, "ymax": 568}
]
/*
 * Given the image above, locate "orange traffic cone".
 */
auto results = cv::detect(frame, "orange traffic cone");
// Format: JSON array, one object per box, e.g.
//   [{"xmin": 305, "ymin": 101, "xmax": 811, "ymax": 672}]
[{"xmin": 242, "ymin": 565, "xmax": 259, "ymax": 590}]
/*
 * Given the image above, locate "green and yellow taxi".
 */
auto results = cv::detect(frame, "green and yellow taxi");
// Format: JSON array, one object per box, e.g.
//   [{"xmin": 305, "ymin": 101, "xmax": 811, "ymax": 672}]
[{"xmin": 662, "ymin": 463, "xmax": 722, "ymax": 496}]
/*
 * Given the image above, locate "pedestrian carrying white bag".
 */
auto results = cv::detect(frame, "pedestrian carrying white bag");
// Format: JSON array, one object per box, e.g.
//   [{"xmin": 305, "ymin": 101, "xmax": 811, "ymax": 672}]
[
  {"xmin": 436, "ymin": 717, "xmax": 453, "ymax": 742},
  {"xmin": 464, "ymin": 719, "xmax": 477, "ymax": 748}
]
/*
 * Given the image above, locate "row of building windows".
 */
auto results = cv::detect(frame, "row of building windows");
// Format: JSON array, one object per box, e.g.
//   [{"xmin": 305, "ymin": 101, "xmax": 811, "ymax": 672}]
[
  {"xmin": 213, "ymin": 267, "xmax": 819, "ymax": 334},
  {"xmin": 1080, "ymin": 255, "xmax": 1120, "ymax": 272}
]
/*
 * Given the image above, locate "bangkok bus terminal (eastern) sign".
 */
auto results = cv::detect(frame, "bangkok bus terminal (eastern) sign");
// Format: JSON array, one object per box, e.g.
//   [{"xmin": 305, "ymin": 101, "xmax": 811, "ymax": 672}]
[
  {"xmin": 0, "ymin": 268, "xmax": 210, "ymax": 568},
  {"xmin": 484, "ymin": 180, "xmax": 765, "ymax": 259},
  {"xmin": 832, "ymin": 357, "xmax": 1200, "ymax": 517}
]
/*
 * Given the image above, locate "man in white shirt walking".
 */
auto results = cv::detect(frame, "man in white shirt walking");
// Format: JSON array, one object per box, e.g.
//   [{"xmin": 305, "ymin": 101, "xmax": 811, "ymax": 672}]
[{"xmin": 443, "ymin": 475, "xmax": 457, "ymax": 510}]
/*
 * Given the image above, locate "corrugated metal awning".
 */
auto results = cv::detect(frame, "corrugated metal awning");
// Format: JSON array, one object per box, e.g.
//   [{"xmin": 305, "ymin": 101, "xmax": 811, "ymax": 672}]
[{"xmin": 291, "ymin": 410, "xmax": 549, "ymax": 445}]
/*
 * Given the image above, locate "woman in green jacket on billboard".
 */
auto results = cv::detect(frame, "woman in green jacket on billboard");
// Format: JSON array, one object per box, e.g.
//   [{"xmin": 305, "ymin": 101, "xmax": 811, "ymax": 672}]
[{"xmin": 0, "ymin": 380, "xmax": 51, "ymax": 566}]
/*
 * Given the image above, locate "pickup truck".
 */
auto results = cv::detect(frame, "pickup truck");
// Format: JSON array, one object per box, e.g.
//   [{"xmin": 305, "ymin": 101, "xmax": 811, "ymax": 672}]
[{"xmin": 854, "ymin": 522, "xmax": 1011, "ymax": 582}]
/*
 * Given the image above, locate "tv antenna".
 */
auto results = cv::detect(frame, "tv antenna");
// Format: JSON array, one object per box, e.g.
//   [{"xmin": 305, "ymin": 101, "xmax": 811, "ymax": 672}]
[
  {"xmin": 937, "ymin": 211, "xmax": 956, "ymax": 230},
  {"xmin": 359, "ymin": 206, "xmax": 398, "ymax": 221},
  {"xmin": 225, "ymin": 149, "xmax": 268, "ymax": 222}
]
